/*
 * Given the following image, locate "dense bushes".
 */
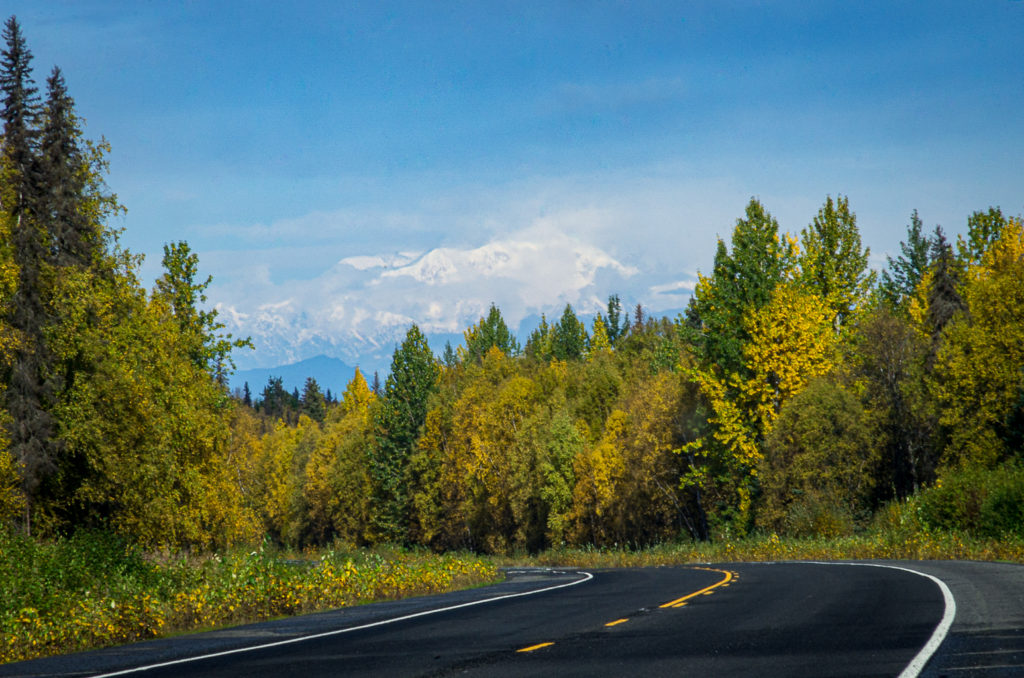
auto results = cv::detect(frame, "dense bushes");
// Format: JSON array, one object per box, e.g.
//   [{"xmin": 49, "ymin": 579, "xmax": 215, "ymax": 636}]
[{"xmin": 916, "ymin": 464, "xmax": 1024, "ymax": 538}]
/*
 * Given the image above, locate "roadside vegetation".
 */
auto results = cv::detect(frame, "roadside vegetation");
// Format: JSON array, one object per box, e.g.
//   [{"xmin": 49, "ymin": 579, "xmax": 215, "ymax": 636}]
[
  {"xmin": 2, "ymin": 15, "xmax": 1024, "ymax": 666},
  {"xmin": 0, "ymin": 530, "xmax": 499, "ymax": 664}
]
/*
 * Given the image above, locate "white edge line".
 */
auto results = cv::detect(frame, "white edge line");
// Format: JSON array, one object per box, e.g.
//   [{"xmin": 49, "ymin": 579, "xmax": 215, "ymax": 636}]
[
  {"xmin": 90, "ymin": 570, "xmax": 594, "ymax": 677},
  {"xmin": 807, "ymin": 561, "xmax": 956, "ymax": 678}
]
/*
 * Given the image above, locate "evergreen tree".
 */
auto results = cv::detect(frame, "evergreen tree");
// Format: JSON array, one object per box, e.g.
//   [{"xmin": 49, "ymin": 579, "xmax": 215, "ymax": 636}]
[
  {"xmin": 632, "ymin": 303, "xmax": 645, "ymax": 331},
  {"xmin": 242, "ymin": 381, "xmax": 252, "ymax": 408},
  {"xmin": 879, "ymin": 210, "xmax": 933, "ymax": 311},
  {"xmin": 0, "ymin": 17, "xmax": 39, "ymax": 216},
  {"xmin": 524, "ymin": 313, "xmax": 553, "ymax": 361},
  {"xmin": 606, "ymin": 294, "xmax": 624, "ymax": 345},
  {"xmin": 463, "ymin": 303, "xmax": 519, "ymax": 363},
  {"xmin": 442, "ymin": 340, "xmax": 458, "ymax": 367},
  {"xmin": 926, "ymin": 227, "xmax": 966, "ymax": 360},
  {"xmin": 551, "ymin": 304, "xmax": 587, "ymax": 361},
  {"xmin": 300, "ymin": 376, "xmax": 326, "ymax": 423},
  {"xmin": 260, "ymin": 376, "xmax": 287, "ymax": 419},
  {"xmin": 2, "ymin": 16, "xmax": 55, "ymax": 524},
  {"xmin": 370, "ymin": 325, "xmax": 439, "ymax": 541},
  {"xmin": 38, "ymin": 67, "xmax": 93, "ymax": 268},
  {"xmin": 371, "ymin": 370, "xmax": 381, "ymax": 395}
]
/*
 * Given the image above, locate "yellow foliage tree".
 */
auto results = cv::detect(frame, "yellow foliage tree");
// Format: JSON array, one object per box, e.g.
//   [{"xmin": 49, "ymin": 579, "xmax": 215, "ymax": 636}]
[
  {"xmin": 683, "ymin": 283, "xmax": 836, "ymax": 530},
  {"xmin": 587, "ymin": 313, "xmax": 613, "ymax": 359},
  {"xmin": 304, "ymin": 368, "xmax": 378, "ymax": 545},
  {"xmin": 935, "ymin": 219, "xmax": 1024, "ymax": 468}
]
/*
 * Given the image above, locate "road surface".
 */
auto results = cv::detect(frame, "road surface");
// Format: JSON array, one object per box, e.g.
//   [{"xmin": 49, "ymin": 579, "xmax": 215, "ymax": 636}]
[{"xmin": 3, "ymin": 560, "xmax": 1023, "ymax": 677}]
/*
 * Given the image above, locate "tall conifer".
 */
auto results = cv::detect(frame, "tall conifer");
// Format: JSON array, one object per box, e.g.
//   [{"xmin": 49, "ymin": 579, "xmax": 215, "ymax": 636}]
[{"xmin": 1, "ymin": 17, "xmax": 56, "ymax": 525}]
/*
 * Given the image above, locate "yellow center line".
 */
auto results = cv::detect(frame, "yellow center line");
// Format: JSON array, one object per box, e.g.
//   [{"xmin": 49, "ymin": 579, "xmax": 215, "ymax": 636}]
[
  {"xmin": 605, "ymin": 618, "xmax": 629, "ymax": 627},
  {"xmin": 659, "ymin": 567, "xmax": 734, "ymax": 609},
  {"xmin": 517, "ymin": 642, "xmax": 554, "ymax": 653}
]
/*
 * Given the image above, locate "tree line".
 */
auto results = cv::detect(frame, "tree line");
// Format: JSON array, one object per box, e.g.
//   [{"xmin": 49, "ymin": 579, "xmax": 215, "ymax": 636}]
[
  {"xmin": 232, "ymin": 195, "xmax": 1022, "ymax": 552},
  {"xmin": 2, "ymin": 17, "xmax": 1021, "ymax": 552}
]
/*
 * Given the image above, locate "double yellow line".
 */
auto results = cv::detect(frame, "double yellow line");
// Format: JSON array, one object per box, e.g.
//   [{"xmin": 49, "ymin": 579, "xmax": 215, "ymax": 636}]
[
  {"xmin": 659, "ymin": 567, "xmax": 736, "ymax": 608},
  {"xmin": 517, "ymin": 566, "xmax": 739, "ymax": 653}
]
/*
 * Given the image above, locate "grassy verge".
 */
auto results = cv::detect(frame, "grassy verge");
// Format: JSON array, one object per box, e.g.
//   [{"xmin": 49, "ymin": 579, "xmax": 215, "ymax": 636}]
[
  {"xmin": 506, "ymin": 530, "xmax": 1024, "ymax": 569},
  {"xmin": 0, "ymin": 531, "xmax": 500, "ymax": 665}
]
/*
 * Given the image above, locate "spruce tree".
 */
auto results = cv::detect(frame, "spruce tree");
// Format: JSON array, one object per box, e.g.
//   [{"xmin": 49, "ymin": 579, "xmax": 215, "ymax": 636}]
[
  {"xmin": 926, "ymin": 227, "xmax": 966, "ymax": 363},
  {"xmin": 1, "ymin": 16, "xmax": 56, "ymax": 526},
  {"xmin": 879, "ymin": 210, "xmax": 933, "ymax": 311},
  {"xmin": 463, "ymin": 303, "xmax": 519, "ymax": 363},
  {"xmin": 38, "ymin": 66, "xmax": 92, "ymax": 268},
  {"xmin": 551, "ymin": 304, "xmax": 587, "ymax": 361},
  {"xmin": 370, "ymin": 325, "xmax": 438, "ymax": 542},
  {"xmin": 605, "ymin": 294, "xmax": 623, "ymax": 345},
  {"xmin": 300, "ymin": 376, "xmax": 326, "ymax": 423}
]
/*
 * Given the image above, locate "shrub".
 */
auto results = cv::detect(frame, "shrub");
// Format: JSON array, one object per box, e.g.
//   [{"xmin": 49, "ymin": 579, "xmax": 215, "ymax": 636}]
[{"xmin": 917, "ymin": 463, "xmax": 1024, "ymax": 538}]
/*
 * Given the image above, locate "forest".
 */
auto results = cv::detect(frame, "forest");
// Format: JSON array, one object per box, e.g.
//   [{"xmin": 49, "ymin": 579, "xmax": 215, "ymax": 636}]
[{"xmin": 2, "ymin": 15, "xmax": 1023, "ymax": 558}]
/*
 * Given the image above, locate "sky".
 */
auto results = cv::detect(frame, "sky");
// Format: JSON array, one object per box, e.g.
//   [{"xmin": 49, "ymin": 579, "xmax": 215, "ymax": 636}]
[{"xmin": 6, "ymin": 1, "xmax": 1024, "ymax": 375}]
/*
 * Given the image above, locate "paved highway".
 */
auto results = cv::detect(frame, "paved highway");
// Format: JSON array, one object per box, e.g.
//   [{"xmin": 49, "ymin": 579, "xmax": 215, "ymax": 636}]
[{"xmin": 4, "ymin": 561, "xmax": 1023, "ymax": 677}]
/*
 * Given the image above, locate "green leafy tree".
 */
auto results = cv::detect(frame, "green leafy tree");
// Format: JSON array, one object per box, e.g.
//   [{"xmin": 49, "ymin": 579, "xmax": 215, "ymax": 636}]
[
  {"xmin": 957, "ymin": 207, "xmax": 1007, "ymax": 266},
  {"xmin": 934, "ymin": 219, "xmax": 1024, "ymax": 469},
  {"xmin": 798, "ymin": 195, "xmax": 874, "ymax": 332},
  {"xmin": 851, "ymin": 306, "xmax": 935, "ymax": 499},
  {"xmin": 758, "ymin": 376, "xmax": 877, "ymax": 536},
  {"xmin": 154, "ymin": 241, "xmax": 250, "ymax": 386},
  {"xmin": 685, "ymin": 198, "xmax": 796, "ymax": 377},
  {"xmin": 587, "ymin": 313, "xmax": 612, "ymax": 357}
]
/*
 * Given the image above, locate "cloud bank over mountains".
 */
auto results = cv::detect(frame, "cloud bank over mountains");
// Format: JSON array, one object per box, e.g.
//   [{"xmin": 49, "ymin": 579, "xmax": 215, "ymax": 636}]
[{"xmin": 213, "ymin": 222, "xmax": 694, "ymax": 373}]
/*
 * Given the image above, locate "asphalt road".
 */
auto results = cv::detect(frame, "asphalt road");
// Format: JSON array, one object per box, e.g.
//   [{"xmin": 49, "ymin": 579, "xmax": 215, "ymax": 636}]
[{"xmin": 4, "ymin": 560, "xmax": 1023, "ymax": 678}]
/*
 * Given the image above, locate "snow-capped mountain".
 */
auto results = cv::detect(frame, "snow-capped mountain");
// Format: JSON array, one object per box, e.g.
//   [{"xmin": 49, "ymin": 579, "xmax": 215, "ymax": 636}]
[{"xmin": 213, "ymin": 225, "xmax": 692, "ymax": 374}]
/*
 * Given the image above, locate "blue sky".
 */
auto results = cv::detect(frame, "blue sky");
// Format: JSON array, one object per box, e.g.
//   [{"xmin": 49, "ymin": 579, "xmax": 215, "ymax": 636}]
[{"xmin": 7, "ymin": 1, "xmax": 1024, "ymax": 372}]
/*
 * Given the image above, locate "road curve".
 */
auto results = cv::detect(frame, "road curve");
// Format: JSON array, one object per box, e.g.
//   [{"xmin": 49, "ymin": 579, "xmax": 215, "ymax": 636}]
[{"xmin": 3, "ymin": 560, "xmax": 1021, "ymax": 678}]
